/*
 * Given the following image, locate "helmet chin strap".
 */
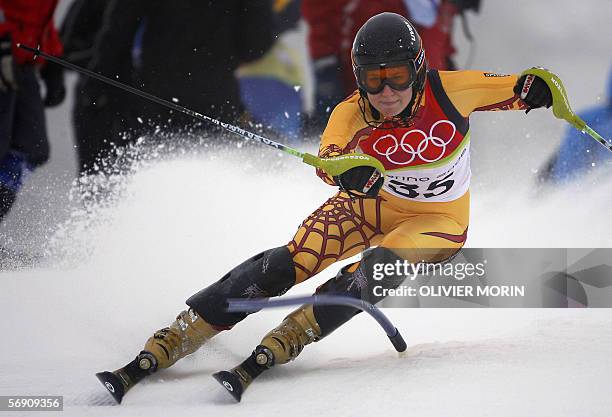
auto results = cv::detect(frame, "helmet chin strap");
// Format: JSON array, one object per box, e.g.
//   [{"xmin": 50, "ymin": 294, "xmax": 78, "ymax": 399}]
[
  {"xmin": 358, "ymin": 88, "xmax": 381, "ymax": 121},
  {"xmin": 398, "ymin": 86, "xmax": 425, "ymax": 122}
]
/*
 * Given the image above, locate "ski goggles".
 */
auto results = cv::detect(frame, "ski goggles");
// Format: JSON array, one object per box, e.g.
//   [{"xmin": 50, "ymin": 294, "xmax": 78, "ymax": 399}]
[{"xmin": 355, "ymin": 61, "xmax": 417, "ymax": 95}]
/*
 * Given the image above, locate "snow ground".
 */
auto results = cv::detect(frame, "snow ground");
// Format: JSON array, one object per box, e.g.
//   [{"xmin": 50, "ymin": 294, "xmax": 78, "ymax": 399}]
[{"xmin": 1, "ymin": 0, "xmax": 612, "ymax": 416}]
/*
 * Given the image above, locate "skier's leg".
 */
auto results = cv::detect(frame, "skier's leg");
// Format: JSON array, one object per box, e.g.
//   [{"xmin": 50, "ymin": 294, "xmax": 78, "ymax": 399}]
[
  {"xmin": 134, "ymin": 246, "xmax": 296, "ymax": 371},
  {"xmin": 288, "ymin": 191, "xmax": 388, "ymax": 283},
  {"xmin": 247, "ymin": 211, "xmax": 469, "ymax": 369},
  {"xmin": 97, "ymin": 307, "xmax": 221, "ymax": 403},
  {"xmin": 185, "ymin": 190, "xmax": 387, "ymax": 332},
  {"xmin": 186, "ymin": 246, "xmax": 298, "ymax": 326},
  {"xmin": 98, "ymin": 245, "xmax": 299, "ymax": 401},
  {"xmin": 311, "ymin": 213, "xmax": 468, "ymax": 338},
  {"xmin": 101, "ymin": 192, "xmax": 387, "ymax": 400},
  {"xmin": 237, "ymin": 192, "xmax": 390, "ymax": 365},
  {"xmin": 152, "ymin": 190, "xmax": 383, "ymax": 336},
  {"xmin": 152, "ymin": 191, "xmax": 386, "ymax": 363},
  {"xmin": 212, "ymin": 195, "xmax": 469, "ymax": 399},
  {"xmin": 247, "ymin": 246, "xmax": 407, "ymax": 369},
  {"xmin": 140, "ymin": 308, "xmax": 220, "ymax": 370},
  {"xmin": 211, "ymin": 246, "xmax": 407, "ymax": 399}
]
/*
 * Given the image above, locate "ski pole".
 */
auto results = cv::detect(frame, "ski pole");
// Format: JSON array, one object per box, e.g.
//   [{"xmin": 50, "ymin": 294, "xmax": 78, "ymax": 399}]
[
  {"xmin": 522, "ymin": 67, "xmax": 612, "ymax": 152},
  {"xmin": 18, "ymin": 43, "xmax": 385, "ymax": 178},
  {"xmin": 226, "ymin": 295, "xmax": 407, "ymax": 352}
]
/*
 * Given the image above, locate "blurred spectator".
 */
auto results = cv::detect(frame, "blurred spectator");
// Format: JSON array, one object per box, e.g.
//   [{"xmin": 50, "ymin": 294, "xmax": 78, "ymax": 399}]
[
  {"xmin": 60, "ymin": 0, "xmax": 108, "ymax": 68},
  {"xmin": 61, "ymin": 0, "xmax": 136, "ymax": 174},
  {"xmin": 70, "ymin": 0, "xmax": 275, "ymax": 173},
  {"xmin": 302, "ymin": 0, "xmax": 480, "ymax": 133},
  {"xmin": 238, "ymin": 0, "xmax": 304, "ymax": 144},
  {"xmin": 0, "ymin": 0, "xmax": 64, "ymax": 222},
  {"xmin": 538, "ymin": 67, "xmax": 612, "ymax": 184}
]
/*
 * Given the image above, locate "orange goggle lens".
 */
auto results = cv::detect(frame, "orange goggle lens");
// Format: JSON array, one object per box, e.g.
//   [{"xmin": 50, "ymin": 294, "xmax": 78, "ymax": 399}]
[{"xmin": 358, "ymin": 63, "xmax": 415, "ymax": 94}]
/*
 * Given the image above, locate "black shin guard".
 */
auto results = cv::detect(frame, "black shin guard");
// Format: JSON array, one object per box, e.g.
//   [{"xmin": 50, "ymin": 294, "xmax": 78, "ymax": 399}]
[
  {"xmin": 186, "ymin": 246, "xmax": 296, "ymax": 327},
  {"xmin": 313, "ymin": 247, "xmax": 406, "ymax": 338}
]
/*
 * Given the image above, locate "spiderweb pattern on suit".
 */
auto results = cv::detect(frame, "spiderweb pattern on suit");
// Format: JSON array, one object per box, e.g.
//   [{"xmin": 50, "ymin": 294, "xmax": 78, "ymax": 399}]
[
  {"xmin": 288, "ymin": 193, "xmax": 383, "ymax": 279},
  {"xmin": 315, "ymin": 144, "xmax": 343, "ymax": 185}
]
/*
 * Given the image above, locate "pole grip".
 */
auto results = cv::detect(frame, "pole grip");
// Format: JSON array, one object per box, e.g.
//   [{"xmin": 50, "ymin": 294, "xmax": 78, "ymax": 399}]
[{"xmin": 521, "ymin": 67, "xmax": 612, "ymax": 153}]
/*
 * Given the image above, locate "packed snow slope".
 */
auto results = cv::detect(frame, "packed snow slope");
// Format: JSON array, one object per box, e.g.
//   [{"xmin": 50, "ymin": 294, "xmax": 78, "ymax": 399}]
[
  {"xmin": 1, "ymin": 0, "xmax": 612, "ymax": 416},
  {"xmin": 2, "ymin": 149, "xmax": 612, "ymax": 416}
]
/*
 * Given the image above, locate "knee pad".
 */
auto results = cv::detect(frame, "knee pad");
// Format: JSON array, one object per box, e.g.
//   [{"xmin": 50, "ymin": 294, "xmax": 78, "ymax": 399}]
[
  {"xmin": 316, "ymin": 247, "xmax": 405, "ymax": 301},
  {"xmin": 186, "ymin": 246, "xmax": 296, "ymax": 327},
  {"xmin": 313, "ymin": 247, "xmax": 406, "ymax": 337}
]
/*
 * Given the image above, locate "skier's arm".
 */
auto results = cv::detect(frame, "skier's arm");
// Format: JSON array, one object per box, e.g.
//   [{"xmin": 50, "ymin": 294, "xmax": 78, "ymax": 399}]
[
  {"xmin": 315, "ymin": 96, "xmax": 384, "ymax": 196},
  {"xmin": 439, "ymin": 70, "xmax": 528, "ymax": 116},
  {"xmin": 316, "ymin": 99, "xmax": 360, "ymax": 185}
]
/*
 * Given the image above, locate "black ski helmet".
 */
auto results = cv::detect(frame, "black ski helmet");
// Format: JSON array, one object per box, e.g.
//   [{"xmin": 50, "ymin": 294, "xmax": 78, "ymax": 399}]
[{"xmin": 352, "ymin": 12, "xmax": 427, "ymax": 120}]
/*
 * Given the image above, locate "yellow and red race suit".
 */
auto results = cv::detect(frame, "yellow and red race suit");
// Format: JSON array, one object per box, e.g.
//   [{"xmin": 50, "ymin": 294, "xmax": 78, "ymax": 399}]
[{"xmin": 288, "ymin": 70, "xmax": 527, "ymax": 283}]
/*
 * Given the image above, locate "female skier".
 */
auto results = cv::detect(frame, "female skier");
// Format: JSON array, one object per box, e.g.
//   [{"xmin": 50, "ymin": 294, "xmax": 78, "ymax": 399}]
[{"xmin": 97, "ymin": 12, "xmax": 553, "ymax": 403}]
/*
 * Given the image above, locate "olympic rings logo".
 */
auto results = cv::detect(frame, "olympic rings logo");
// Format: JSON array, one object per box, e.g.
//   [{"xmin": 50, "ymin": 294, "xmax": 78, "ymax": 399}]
[{"xmin": 372, "ymin": 120, "xmax": 457, "ymax": 165}]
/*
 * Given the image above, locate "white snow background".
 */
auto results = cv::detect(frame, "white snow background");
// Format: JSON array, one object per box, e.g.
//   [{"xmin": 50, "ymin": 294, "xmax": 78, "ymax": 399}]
[{"xmin": 1, "ymin": 1, "xmax": 611, "ymax": 416}]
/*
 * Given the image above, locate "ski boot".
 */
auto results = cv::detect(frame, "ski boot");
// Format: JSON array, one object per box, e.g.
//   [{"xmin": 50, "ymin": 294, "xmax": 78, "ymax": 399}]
[
  {"xmin": 214, "ymin": 304, "xmax": 321, "ymax": 402},
  {"xmin": 97, "ymin": 308, "xmax": 220, "ymax": 403}
]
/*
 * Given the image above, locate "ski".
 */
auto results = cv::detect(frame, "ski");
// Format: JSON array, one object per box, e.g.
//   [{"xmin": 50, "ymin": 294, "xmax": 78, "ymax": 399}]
[
  {"xmin": 213, "ymin": 369, "xmax": 249, "ymax": 402},
  {"xmin": 96, "ymin": 370, "xmax": 130, "ymax": 404},
  {"xmin": 96, "ymin": 351, "xmax": 157, "ymax": 404},
  {"xmin": 213, "ymin": 346, "xmax": 274, "ymax": 402}
]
